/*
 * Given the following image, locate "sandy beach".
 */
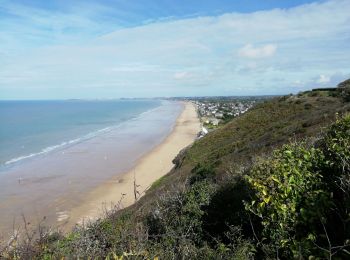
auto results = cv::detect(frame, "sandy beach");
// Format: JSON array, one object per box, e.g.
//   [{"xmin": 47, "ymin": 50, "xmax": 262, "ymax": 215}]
[
  {"xmin": 68, "ymin": 101, "xmax": 200, "ymax": 226},
  {"xmin": 0, "ymin": 100, "xmax": 199, "ymax": 237}
]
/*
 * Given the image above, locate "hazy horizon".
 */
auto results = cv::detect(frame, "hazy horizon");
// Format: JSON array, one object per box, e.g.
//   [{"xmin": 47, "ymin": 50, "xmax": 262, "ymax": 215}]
[
  {"xmin": 1, "ymin": 0, "xmax": 350, "ymax": 99},
  {"xmin": 0, "ymin": 94, "xmax": 281, "ymax": 101}
]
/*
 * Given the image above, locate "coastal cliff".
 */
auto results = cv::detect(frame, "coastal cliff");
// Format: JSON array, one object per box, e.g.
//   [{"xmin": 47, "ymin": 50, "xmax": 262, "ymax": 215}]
[{"xmin": 2, "ymin": 79, "xmax": 350, "ymax": 259}]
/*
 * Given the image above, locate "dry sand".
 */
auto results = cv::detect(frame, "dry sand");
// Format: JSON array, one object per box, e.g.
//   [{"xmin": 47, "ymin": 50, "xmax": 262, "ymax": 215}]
[{"xmin": 68, "ymin": 101, "xmax": 200, "ymax": 226}]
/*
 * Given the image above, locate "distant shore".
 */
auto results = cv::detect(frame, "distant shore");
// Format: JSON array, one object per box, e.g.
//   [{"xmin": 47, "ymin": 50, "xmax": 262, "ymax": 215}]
[{"xmin": 67, "ymin": 101, "xmax": 201, "ymax": 228}]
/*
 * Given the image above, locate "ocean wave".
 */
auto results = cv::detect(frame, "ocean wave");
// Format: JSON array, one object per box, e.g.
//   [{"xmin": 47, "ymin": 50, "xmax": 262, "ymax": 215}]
[
  {"xmin": 3, "ymin": 126, "xmax": 115, "ymax": 166},
  {"xmin": 3, "ymin": 103, "xmax": 166, "ymax": 167}
]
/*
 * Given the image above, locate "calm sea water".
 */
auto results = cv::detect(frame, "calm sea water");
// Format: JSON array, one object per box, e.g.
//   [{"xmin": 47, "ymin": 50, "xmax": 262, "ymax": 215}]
[{"xmin": 0, "ymin": 99, "xmax": 161, "ymax": 167}]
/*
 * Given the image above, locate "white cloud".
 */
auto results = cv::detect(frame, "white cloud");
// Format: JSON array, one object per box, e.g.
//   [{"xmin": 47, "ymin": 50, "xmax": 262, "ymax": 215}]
[
  {"xmin": 238, "ymin": 44, "xmax": 277, "ymax": 59},
  {"xmin": 293, "ymin": 80, "xmax": 303, "ymax": 85},
  {"xmin": 317, "ymin": 74, "xmax": 331, "ymax": 84},
  {"xmin": 110, "ymin": 64, "xmax": 168, "ymax": 73},
  {"xmin": 1, "ymin": 0, "xmax": 350, "ymax": 98},
  {"xmin": 173, "ymin": 71, "xmax": 193, "ymax": 80},
  {"xmin": 289, "ymin": 72, "xmax": 350, "ymax": 90}
]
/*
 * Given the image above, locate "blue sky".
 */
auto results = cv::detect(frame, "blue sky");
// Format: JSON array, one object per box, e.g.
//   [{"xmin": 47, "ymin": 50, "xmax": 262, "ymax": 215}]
[{"xmin": 0, "ymin": 0, "xmax": 350, "ymax": 99}]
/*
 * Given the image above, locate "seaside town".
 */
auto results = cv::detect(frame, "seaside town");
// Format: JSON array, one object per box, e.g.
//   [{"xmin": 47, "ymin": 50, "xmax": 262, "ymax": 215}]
[
  {"xmin": 178, "ymin": 96, "xmax": 273, "ymax": 138},
  {"xmin": 194, "ymin": 99, "xmax": 254, "ymax": 137}
]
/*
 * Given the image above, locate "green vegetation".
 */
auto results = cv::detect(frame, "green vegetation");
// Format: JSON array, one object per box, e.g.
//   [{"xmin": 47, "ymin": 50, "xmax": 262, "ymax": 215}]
[
  {"xmin": 1, "ymin": 81, "xmax": 350, "ymax": 259},
  {"xmin": 338, "ymin": 78, "xmax": 350, "ymax": 101},
  {"xmin": 245, "ymin": 120, "xmax": 350, "ymax": 258}
]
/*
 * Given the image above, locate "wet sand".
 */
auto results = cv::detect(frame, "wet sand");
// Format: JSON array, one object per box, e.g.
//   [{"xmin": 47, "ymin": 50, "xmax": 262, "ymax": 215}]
[{"xmin": 69, "ymin": 101, "xmax": 200, "ymax": 226}]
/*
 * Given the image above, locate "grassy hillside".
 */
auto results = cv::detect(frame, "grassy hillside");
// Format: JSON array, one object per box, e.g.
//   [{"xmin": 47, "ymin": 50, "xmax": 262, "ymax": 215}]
[
  {"xmin": 2, "ymin": 81, "xmax": 350, "ymax": 259},
  {"xmin": 144, "ymin": 91, "xmax": 349, "ymax": 197}
]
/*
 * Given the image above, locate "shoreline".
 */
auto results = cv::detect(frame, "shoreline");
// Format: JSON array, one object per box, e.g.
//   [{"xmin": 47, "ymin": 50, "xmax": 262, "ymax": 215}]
[
  {"xmin": 66, "ymin": 101, "xmax": 200, "ymax": 228},
  {"xmin": 0, "ymin": 100, "xmax": 185, "ymax": 237},
  {"xmin": 0, "ymin": 100, "xmax": 162, "ymax": 169}
]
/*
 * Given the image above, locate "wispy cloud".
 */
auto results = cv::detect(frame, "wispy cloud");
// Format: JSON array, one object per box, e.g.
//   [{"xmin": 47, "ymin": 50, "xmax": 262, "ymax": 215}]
[
  {"xmin": 317, "ymin": 74, "xmax": 331, "ymax": 84},
  {"xmin": 0, "ymin": 0, "xmax": 350, "ymax": 99},
  {"xmin": 173, "ymin": 71, "xmax": 195, "ymax": 80},
  {"xmin": 238, "ymin": 44, "xmax": 277, "ymax": 59}
]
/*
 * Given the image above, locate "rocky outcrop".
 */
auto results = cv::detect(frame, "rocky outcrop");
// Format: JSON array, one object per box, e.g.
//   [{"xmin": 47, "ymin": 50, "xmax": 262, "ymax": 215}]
[
  {"xmin": 338, "ymin": 78, "xmax": 350, "ymax": 101},
  {"xmin": 337, "ymin": 78, "xmax": 350, "ymax": 89}
]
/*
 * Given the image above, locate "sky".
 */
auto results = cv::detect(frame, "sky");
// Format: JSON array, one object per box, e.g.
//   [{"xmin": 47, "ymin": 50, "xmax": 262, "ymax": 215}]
[{"xmin": 0, "ymin": 0, "xmax": 350, "ymax": 99}]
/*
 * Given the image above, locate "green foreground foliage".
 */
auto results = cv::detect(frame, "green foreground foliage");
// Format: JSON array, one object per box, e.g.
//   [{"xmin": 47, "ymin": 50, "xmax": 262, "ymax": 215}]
[
  {"xmin": 246, "ymin": 114, "xmax": 350, "ymax": 258},
  {"xmin": 1, "ymin": 86, "xmax": 350, "ymax": 259}
]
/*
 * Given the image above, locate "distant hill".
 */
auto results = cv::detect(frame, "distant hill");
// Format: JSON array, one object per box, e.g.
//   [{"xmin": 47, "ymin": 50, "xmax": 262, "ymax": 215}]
[{"xmin": 2, "ymin": 79, "xmax": 350, "ymax": 259}]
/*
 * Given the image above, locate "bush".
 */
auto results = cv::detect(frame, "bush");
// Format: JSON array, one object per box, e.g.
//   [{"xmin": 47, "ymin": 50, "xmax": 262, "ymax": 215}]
[
  {"xmin": 245, "ymin": 144, "xmax": 330, "ymax": 257},
  {"xmin": 245, "ymin": 114, "xmax": 350, "ymax": 258},
  {"xmin": 323, "ymin": 113, "xmax": 350, "ymax": 175},
  {"xmin": 201, "ymin": 176, "xmax": 254, "ymax": 243},
  {"xmin": 145, "ymin": 180, "xmax": 216, "ymax": 257},
  {"xmin": 318, "ymin": 114, "xmax": 350, "ymax": 251},
  {"xmin": 190, "ymin": 163, "xmax": 216, "ymax": 184}
]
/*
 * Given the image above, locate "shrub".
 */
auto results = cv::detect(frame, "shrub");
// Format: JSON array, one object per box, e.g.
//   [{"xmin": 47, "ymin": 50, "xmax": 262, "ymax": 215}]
[
  {"xmin": 190, "ymin": 163, "xmax": 216, "ymax": 184},
  {"xmin": 245, "ymin": 144, "xmax": 330, "ymax": 257},
  {"xmin": 322, "ymin": 113, "xmax": 350, "ymax": 175},
  {"xmin": 201, "ymin": 176, "xmax": 254, "ymax": 243},
  {"xmin": 245, "ymin": 114, "xmax": 350, "ymax": 258},
  {"xmin": 317, "ymin": 114, "xmax": 350, "ymax": 252},
  {"xmin": 145, "ymin": 180, "xmax": 216, "ymax": 257}
]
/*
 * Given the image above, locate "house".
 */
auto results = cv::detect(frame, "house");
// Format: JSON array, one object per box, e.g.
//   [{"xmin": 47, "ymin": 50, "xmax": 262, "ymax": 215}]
[{"xmin": 215, "ymin": 113, "xmax": 224, "ymax": 119}]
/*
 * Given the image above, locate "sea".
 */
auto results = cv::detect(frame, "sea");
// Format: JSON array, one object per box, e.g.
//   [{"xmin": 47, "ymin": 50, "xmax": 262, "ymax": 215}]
[
  {"xmin": 0, "ymin": 99, "xmax": 183, "ymax": 235},
  {"xmin": 0, "ymin": 99, "xmax": 161, "ymax": 168}
]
